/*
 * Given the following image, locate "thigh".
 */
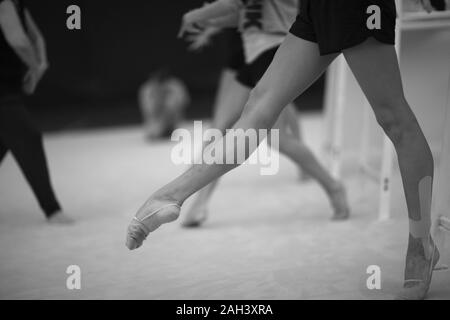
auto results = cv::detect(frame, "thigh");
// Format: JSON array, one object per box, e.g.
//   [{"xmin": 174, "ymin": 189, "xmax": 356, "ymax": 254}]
[
  {"xmin": 212, "ymin": 76, "xmax": 250, "ymax": 132},
  {"xmin": 248, "ymin": 34, "xmax": 338, "ymax": 119},
  {"xmin": 343, "ymin": 38, "xmax": 407, "ymax": 114}
]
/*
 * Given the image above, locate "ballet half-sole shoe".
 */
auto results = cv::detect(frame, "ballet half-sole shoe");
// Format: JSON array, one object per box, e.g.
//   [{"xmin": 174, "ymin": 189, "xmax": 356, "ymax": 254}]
[{"xmin": 126, "ymin": 203, "xmax": 181, "ymax": 250}]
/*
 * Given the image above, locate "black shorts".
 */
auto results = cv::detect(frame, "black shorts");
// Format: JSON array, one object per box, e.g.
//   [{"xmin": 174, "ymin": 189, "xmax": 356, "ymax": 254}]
[
  {"xmin": 289, "ymin": 0, "xmax": 397, "ymax": 55},
  {"xmin": 224, "ymin": 29, "xmax": 246, "ymax": 72},
  {"xmin": 236, "ymin": 46, "xmax": 278, "ymax": 88}
]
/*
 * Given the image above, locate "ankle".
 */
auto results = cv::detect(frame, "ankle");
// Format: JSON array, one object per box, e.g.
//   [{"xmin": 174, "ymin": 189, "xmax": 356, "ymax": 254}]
[
  {"xmin": 149, "ymin": 193, "xmax": 183, "ymax": 207},
  {"xmin": 46, "ymin": 209, "xmax": 62, "ymax": 219},
  {"xmin": 406, "ymin": 234, "xmax": 434, "ymax": 259}
]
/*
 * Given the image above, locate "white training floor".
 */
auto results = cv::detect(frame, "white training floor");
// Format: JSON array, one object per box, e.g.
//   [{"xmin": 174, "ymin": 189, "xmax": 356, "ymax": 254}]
[{"xmin": 0, "ymin": 114, "xmax": 449, "ymax": 300}]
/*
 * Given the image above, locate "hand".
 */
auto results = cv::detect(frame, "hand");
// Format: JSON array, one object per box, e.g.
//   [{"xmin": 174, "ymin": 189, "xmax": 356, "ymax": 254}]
[
  {"xmin": 420, "ymin": 0, "xmax": 434, "ymax": 13},
  {"xmin": 22, "ymin": 63, "xmax": 47, "ymax": 95},
  {"xmin": 23, "ymin": 68, "xmax": 39, "ymax": 95},
  {"xmin": 178, "ymin": 11, "xmax": 206, "ymax": 39},
  {"xmin": 39, "ymin": 60, "xmax": 49, "ymax": 75},
  {"xmin": 186, "ymin": 27, "xmax": 216, "ymax": 51}
]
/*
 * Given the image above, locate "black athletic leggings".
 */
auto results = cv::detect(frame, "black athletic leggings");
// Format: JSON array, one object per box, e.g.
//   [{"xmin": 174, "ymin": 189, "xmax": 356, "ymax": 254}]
[{"xmin": 0, "ymin": 93, "xmax": 61, "ymax": 218}]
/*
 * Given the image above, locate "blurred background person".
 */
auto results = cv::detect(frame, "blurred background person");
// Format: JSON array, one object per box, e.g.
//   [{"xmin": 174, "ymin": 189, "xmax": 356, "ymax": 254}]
[
  {"xmin": 0, "ymin": 0, "xmax": 73, "ymax": 223},
  {"xmin": 138, "ymin": 69, "xmax": 190, "ymax": 140}
]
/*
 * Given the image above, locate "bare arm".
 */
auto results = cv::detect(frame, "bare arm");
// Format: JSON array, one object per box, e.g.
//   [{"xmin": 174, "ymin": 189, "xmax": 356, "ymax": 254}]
[
  {"xmin": 208, "ymin": 12, "xmax": 239, "ymax": 28},
  {"xmin": 186, "ymin": 12, "xmax": 238, "ymax": 52},
  {"xmin": 0, "ymin": 0, "xmax": 40, "ymax": 71},
  {"xmin": 186, "ymin": 26, "xmax": 221, "ymax": 51},
  {"xmin": 178, "ymin": 0, "xmax": 243, "ymax": 37},
  {"xmin": 188, "ymin": 0, "xmax": 242, "ymax": 22},
  {"xmin": 24, "ymin": 9, "xmax": 48, "ymax": 68}
]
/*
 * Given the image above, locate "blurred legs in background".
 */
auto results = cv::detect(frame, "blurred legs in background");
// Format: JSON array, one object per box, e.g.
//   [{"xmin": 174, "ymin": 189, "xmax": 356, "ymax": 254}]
[
  {"xmin": 182, "ymin": 67, "xmax": 348, "ymax": 227},
  {"xmin": 181, "ymin": 27, "xmax": 348, "ymax": 227}
]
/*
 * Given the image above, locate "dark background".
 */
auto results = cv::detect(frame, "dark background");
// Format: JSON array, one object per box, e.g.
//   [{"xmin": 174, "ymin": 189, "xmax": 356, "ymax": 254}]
[{"xmin": 25, "ymin": 0, "xmax": 324, "ymax": 131}]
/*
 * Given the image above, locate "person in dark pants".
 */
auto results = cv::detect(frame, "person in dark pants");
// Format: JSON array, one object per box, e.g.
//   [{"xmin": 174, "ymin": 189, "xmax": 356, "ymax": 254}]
[{"xmin": 0, "ymin": 0, "xmax": 73, "ymax": 223}]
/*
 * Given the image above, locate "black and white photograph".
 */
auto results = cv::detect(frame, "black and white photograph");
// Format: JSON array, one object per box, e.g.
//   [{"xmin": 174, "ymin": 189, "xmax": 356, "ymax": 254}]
[{"xmin": 1, "ymin": 0, "xmax": 450, "ymax": 306}]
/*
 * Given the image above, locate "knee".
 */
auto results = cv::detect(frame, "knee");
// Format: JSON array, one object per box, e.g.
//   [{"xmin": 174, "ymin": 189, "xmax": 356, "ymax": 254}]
[{"xmin": 373, "ymin": 98, "xmax": 418, "ymax": 145}]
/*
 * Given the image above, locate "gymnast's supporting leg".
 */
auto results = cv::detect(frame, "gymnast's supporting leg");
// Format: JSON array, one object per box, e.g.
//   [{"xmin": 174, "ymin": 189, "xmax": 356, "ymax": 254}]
[
  {"xmin": 126, "ymin": 34, "xmax": 338, "ymax": 248},
  {"xmin": 343, "ymin": 38, "xmax": 438, "ymax": 299}
]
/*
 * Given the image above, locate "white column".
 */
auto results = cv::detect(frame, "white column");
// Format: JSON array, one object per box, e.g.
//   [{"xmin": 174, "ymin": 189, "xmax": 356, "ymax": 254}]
[
  {"xmin": 432, "ymin": 74, "xmax": 450, "ymax": 262},
  {"xmin": 329, "ymin": 56, "xmax": 347, "ymax": 179}
]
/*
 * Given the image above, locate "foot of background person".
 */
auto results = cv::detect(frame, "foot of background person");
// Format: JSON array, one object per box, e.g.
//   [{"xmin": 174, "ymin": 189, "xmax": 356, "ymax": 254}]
[
  {"xmin": 182, "ymin": 202, "xmax": 208, "ymax": 228},
  {"xmin": 328, "ymin": 183, "xmax": 350, "ymax": 221},
  {"xmin": 47, "ymin": 211, "xmax": 75, "ymax": 225},
  {"xmin": 396, "ymin": 236, "xmax": 440, "ymax": 300}
]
